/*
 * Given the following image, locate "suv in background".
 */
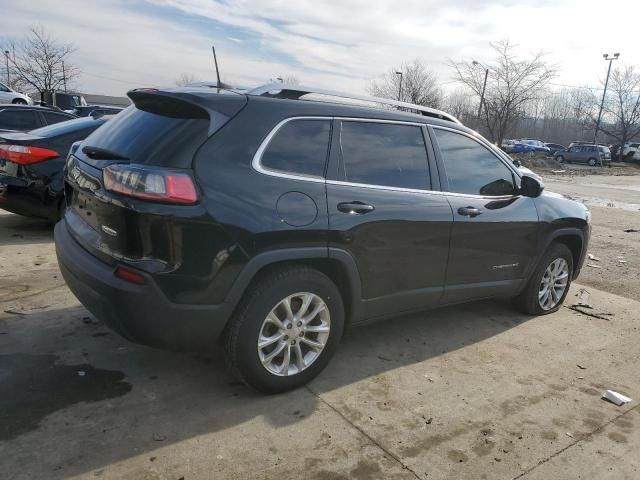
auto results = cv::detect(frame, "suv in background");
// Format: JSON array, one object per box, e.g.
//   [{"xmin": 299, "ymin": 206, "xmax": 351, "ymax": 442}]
[
  {"xmin": 544, "ymin": 143, "xmax": 565, "ymax": 155},
  {"xmin": 55, "ymin": 84, "xmax": 590, "ymax": 393},
  {"xmin": 0, "ymin": 105, "xmax": 77, "ymax": 132},
  {"xmin": 555, "ymin": 144, "xmax": 611, "ymax": 166}
]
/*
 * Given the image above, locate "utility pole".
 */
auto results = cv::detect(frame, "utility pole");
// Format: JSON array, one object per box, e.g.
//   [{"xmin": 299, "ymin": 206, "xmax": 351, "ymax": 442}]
[
  {"xmin": 4, "ymin": 50, "xmax": 9, "ymax": 85},
  {"xmin": 594, "ymin": 52, "xmax": 620, "ymax": 144},
  {"xmin": 395, "ymin": 71, "xmax": 403, "ymax": 101},
  {"xmin": 62, "ymin": 61, "xmax": 67, "ymax": 93},
  {"xmin": 473, "ymin": 60, "xmax": 489, "ymax": 120}
]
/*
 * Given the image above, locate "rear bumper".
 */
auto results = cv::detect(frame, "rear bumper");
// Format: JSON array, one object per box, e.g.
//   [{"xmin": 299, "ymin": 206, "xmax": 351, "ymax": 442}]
[
  {"xmin": 55, "ymin": 219, "xmax": 233, "ymax": 350},
  {"xmin": 0, "ymin": 176, "xmax": 60, "ymax": 221}
]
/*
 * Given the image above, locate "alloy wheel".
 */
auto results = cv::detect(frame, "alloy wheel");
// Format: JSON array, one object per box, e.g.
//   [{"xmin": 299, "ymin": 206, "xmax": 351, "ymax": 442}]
[
  {"xmin": 257, "ymin": 292, "xmax": 331, "ymax": 376},
  {"xmin": 538, "ymin": 258, "xmax": 569, "ymax": 311}
]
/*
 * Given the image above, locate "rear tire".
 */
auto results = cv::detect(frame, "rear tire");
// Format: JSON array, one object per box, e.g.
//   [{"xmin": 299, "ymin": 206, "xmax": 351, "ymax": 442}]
[
  {"xmin": 588, "ymin": 158, "xmax": 597, "ymax": 166},
  {"xmin": 224, "ymin": 266, "xmax": 344, "ymax": 393},
  {"xmin": 556, "ymin": 155, "xmax": 564, "ymax": 163},
  {"xmin": 514, "ymin": 243, "xmax": 573, "ymax": 315}
]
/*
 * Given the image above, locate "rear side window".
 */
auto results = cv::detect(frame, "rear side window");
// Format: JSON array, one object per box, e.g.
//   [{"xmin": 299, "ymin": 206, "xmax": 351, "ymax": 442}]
[
  {"xmin": 42, "ymin": 112, "xmax": 72, "ymax": 125},
  {"xmin": 78, "ymin": 105, "xmax": 209, "ymax": 168},
  {"xmin": 260, "ymin": 119, "xmax": 331, "ymax": 177},
  {"xmin": 340, "ymin": 121, "xmax": 430, "ymax": 190},
  {"xmin": 0, "ymin": 110, "xmax": 38, "ymax": 130},
  {"xmin": 434, "ymin": 129, "xmax": 515, "ymax": 196}
]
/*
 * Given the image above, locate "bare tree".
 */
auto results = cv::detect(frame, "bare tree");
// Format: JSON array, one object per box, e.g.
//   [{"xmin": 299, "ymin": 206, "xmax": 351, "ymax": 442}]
[
  {"xmin": 175, "ymin": 72, "xmax": 198, "ymax": 87},
  {"xmin": 370, "ymin": 59, "xmax": 443, "ymax": 109},
  {"xmin": 597, "ymin": 65, "xmax": 640, "ymax": 151},
  {"xmin": 2, "ymin": 26, "xmax": 80, "ymax": 99},
  {"xmin": 450, "ymin": 40, "xmax": 557, "ymax": 144},
  {"xmin": 443, "ymin": 88, "xmax": 475, "ymax": 121}
]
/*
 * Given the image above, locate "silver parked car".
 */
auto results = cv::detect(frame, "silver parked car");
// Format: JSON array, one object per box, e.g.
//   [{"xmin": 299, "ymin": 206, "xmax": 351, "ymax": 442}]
[
  {"xmin": 0, "ymin": 81, "xmax": 33, "ymax": 105},
  {"xmin": 555, "ymin": 144, "xmax": 611, "ymax": 166}
]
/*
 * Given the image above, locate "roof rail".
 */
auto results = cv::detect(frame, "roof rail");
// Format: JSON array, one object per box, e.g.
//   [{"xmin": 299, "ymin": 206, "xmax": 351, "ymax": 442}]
[{"xmin": 247, "ymin": 83, "xmax": 462, "ymax": 124}]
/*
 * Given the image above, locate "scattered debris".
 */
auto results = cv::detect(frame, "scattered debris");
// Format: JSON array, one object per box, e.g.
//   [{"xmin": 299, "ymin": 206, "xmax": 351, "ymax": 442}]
[
  {"xmin": 587, "ymin": 254, "xmax": 600, "ymax": 261},
  {"xmin": 566, "ymin": 432, "xmax": 574, "ymax": 438},
  {"xmin": 577, "ymin": 364, "xmax": 587, "ymax": 370},
  {"xmin": 426, "ymin": 417, "xmax": 433, "ymax": 425},
  {"xmin": 586, "ymin": 263, "xmax": 601, "ymax": 269},
  {"xmin": 377, "ymin": 355, "xmax": 392, "ymax": 362},
  {"xmin": 623, "ymin": 228, "xmax": 639, "ymax": 233},
  {"xmin": 567, "ymin": 305, "xmax": 613, "ymax": 321},
  {"xmin": 552, "ymin": 170, "xmax": 566, "ymax": 174},
  {"xmin": 152, "ymin": 433, "xmax": 167, "ymax": 442},
  {"xmin": 77, "ymin": 370, "xmax": 86, "ymax": 377},
  {"xmin": 602, "ymin": 390, "xmax": 632, "ymax": 406},
  {"xmin": 573, "ymin": 289, "xmax": 593, "ymax": 309},
  {"xmin": 3, "ymin": 309, "xmax": 26, "ymax": 316},
  {"xmin": 618, "ymin": 260, "xmax": 627, "ymax": 264},
  {"xmin": 577, "ymin": 376, "xmax": 584, "ymax": 380}
]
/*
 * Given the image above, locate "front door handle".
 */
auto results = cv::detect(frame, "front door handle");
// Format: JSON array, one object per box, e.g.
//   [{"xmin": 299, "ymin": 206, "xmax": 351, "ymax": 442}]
[
  {"xmin": 457, "ymin": 206, "xmax": 482, "ymax": 217},
  {"xmin": 337, "ymin": 201, "xmax": 375, "ymax": 214}
]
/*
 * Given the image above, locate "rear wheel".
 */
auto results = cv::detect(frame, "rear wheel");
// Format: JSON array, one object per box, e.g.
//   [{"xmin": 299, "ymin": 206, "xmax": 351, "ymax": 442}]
[
  {"xmin": 588, "ymin": 158, "xmax": 597, "ymax": 166},
  {"xmin": 224, "ymin": 266, "xmax": 344, "ymax": 393},
  {"xmin": 556, "ymin": 155, "xmax": 564, "ymax": 163},
  {"xmin": 514, "ymin": 243, "xmax": 573, "ymax": 315}
]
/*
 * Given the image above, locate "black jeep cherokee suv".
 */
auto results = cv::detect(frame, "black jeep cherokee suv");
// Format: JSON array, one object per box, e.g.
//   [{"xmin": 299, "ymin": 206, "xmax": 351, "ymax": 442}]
[{"xmin": 55, "ymin": 84, "xmax": 590, "ymax": 393}]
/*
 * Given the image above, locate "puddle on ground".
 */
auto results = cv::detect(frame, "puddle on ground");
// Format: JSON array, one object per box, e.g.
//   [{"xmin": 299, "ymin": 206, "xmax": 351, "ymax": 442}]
[{"xmin": 0, "ymin": 353, "xmax": 132, "ymax": 441}]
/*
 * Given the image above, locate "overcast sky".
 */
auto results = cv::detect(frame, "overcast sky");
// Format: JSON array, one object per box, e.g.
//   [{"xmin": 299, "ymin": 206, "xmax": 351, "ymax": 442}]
[{"xmin": 1, "ymin": 0, "xmax": 638, "ymax": 97}]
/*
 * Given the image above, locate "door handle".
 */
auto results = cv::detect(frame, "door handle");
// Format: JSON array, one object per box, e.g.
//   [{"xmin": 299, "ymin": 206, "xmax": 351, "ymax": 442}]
[
  {"xmin": 457, "ymin": 206, "xmax": 482, "ymax": 217},
  {"xmin": 337, "ymin": 201, "xmax": 375, "ymax": 214}
]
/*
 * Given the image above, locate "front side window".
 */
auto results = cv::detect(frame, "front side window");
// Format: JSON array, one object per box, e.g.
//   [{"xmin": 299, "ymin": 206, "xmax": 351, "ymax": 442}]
[
  {"xmin": 260, "ymin": 119, "xmax": 331, "ymax": 178},
  {"xmin": 340, "ymin": 121, "xmax": 430, "ymax": 190},
  {"xmin": 434, "ymin": 129, "xmax": 515, "ymax": 196}
]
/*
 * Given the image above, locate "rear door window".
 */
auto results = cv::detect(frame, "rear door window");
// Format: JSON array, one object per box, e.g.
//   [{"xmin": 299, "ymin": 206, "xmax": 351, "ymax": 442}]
[
  {"xmin": 260, "ymin": 119, "xmax": 331, "ymax": 178},
  {"xmin": 42, "ymin": 112, "xmax": 73, "ymax": 125},
  {"xmin": 434, "ymin": 128, "xmax": 515, "ymax": 196},
  {"xmin": 0, "ymin": 110, "xmax": 39, "ymax": 130},
  {"xmin": 339, "ymin": 121, "xmax": 431, "ymax": 190}
]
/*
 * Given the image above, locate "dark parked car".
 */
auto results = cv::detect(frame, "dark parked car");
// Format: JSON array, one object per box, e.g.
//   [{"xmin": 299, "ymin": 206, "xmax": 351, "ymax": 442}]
[
  {"xmin": 55, "ymin": 85, "xmax": 590, "ymax": 393},
  {"xmin": 72, "ymin": 105, "xmax": 124, "ymax": 118},
  {"xmin": 0, "ymin": 116, "xmax": 109, "ymax": 221},
  {"xmin": 544, "ymin": 143, "xmax": 565, "ymax": 155},
  {"xmin": 555, "ymin": 144, "xmax": 611, "ymax": 166},
  {"xmin": 0, "ymin": 105, "xmax": 77, "ymax": 133}
]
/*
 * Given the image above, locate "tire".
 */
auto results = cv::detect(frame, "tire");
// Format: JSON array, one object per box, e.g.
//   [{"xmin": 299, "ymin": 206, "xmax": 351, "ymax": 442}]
[
  {"xmin": 12, "ymin": 98, "xmax": 27, "ymax": 105},
  {"xmin": 588, "ymin": 158, "xmax": 597, "ymax": 166},
  {"xmin": 556, "ymin": 155, "xmax": 564, "ymax": 163},
  {"xmin": 224, "ymin": 266, "xmax": 344, "ymax": 393},
  {"xmin": 514, "ymin": 243, "xmax": 573, "ymax": 315}
]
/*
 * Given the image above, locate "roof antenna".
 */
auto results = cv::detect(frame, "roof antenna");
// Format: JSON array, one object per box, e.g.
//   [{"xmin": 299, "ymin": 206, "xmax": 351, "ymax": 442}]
[{"xmin": 211, "ymin": 45, "xmax": 222, "ymax": 88}]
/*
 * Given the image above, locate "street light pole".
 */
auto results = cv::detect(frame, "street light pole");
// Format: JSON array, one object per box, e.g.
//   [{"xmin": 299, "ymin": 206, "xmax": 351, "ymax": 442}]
[
  {"xmin": 473, "ymin": 60, "xmax": 489, "ymax": 120},
  {"xmin": 4, "ymin": 50, "xmax": 9, "ymax": 85},
  {"xmin": 594, "ymin": 52, "xmax": 620, "ymax": 144},
  {"xmin": 395, "ymin": 71, "xmax": 403, "ymax": 101}
]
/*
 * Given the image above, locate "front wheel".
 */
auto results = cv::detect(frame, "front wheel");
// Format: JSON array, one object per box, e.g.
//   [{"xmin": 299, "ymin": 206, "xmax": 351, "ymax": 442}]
[
  {"xmin": 224, "ymin": 266, "xmax": 344, "ymax": 393},
  {"xmin": 514, "ymin": 243, "xmax": 573, "ymax": 315},
  {"xmin": 12, "ymin": 98, "xmax": 27, "ymax": 105},
  {"xmin": 588, "ymin": 158, "xmax": 597, "ymax": 166},
  {"xmin": 556, "ymin": 155, "xmax": 565, "ymax": 163}
]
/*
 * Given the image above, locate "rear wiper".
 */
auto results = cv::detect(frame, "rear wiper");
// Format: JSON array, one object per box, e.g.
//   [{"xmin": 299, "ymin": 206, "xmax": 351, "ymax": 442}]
[{"xmin": 82, "ymin": 145, "xmax": 129, "ymax": 161}]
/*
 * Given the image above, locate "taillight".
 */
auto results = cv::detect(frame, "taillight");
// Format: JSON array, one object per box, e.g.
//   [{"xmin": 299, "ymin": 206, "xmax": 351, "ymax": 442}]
[
  {"xmin": 0, "ymin": 145, "xmax": 60, "ymax": 165},
  {"xmin": 103, "ymin": 164, "xmax": 197, "ymax": 204},
  {"xmin": 114, "ymin": 266, "xmax": 145, "ymax": 284}
]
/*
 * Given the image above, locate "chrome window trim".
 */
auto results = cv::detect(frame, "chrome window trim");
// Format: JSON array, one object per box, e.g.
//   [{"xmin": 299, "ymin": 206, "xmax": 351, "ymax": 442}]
[
  {"xmin": 251, "ymin": 116, "xmax": 331, "ymax": 183},
  {"xmin": 252, "ymin": 117, "xmax": 517, "ymax": 201}
]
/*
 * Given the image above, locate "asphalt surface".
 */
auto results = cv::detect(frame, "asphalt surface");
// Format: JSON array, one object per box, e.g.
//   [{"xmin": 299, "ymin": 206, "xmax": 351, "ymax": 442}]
[{"xmin": 1, "ymin": 175, "xmax": 639, "ymax": 479}]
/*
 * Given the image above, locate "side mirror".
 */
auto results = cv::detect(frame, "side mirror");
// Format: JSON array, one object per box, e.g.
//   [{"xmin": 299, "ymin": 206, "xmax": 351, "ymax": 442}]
[{"xmin": 520, "ymin": 174, "xmax": 544, "ymax": 198}]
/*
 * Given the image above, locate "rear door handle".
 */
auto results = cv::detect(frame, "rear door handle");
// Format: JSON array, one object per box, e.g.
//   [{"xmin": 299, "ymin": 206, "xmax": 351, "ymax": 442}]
[
  {"xmin": 457, "ymin": 206, "xmax": 482, "ymax": 217},
  {"xmin": 337, "ymin": 201, "xmax": 375, "ymax": 214}
]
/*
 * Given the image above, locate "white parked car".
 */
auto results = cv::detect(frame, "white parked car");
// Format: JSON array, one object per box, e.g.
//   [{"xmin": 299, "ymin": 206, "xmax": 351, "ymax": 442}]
[{"xmin": 0, "ymin": 81, "xmax": 33, "ymax": 105}]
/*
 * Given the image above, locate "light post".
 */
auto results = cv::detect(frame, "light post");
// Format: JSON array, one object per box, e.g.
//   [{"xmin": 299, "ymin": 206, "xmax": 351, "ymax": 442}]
[
  {"xmin": 472, "ymin": 60, "xmax": 489, "ymax": 120},
  {"xmin": 594, "ymin": 52, "xmax": 620, "ymax": 144},
  {"xmin": 4, "ymin": 50, "xmax": 9, "ymax": 85},
  {"xmin": 395, "ymin": 71, "xmax": 403, "ymax": 101}
]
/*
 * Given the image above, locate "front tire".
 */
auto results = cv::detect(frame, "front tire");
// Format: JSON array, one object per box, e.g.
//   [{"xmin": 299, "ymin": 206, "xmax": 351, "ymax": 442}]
[
  {"xmin": 224, "ymin": 266, "xmax": 344, "ymax": 393},
  {"xmin": 514, "ymin": 243, "xmax": 573, "ymax": 315},
  {"xmin": 12, "ymin": 98, "xmax": 27, "ymax": 105},
  {"xmin": 556, "ymin": 155, "xmax": 564, "ymax": 163},
  {"xmin": 588, "ymin": 158, "xmax": 597, "ymax": 166}
]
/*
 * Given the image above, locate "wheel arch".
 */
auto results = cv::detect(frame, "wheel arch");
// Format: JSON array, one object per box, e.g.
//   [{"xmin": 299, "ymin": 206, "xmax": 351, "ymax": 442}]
[
  {"xmin": 224, "ymin": 248, "xmax": 364, "ymax": 327},
  {"xmin": 545, "ymin": 229, "xmax": 585, "ymax": 278}
]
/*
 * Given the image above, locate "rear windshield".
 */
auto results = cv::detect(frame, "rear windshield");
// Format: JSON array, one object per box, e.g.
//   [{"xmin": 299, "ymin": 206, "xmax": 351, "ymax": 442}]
[
  {"xmin": 78, "ymin": 105, "xmax": 209, "ymax": 168},
  {"xmin": 30, "ymin": 117, "xmax": 104, "ymax": 137}
]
